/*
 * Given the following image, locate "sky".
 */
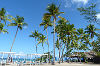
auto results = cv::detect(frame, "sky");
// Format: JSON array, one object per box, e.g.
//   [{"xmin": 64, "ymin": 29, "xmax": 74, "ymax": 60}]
[{"xmin": 0, "ymin": 0, "xmax": 100, "ymax": 57}]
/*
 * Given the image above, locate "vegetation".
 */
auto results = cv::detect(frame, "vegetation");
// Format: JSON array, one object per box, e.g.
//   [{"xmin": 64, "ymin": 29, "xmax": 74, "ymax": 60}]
[
  {"xmin": 40, "ymin": 15, "xmax": 52, "ymax": 63},
  {"xmin": 0, "ymin": 8, "xmax": 8, "ymax": 34},
  {"xmin": 36, "ymin": 52, "xmax": 53, "ymax": 62},
  {"xmin": 29, "ymin": 30, "xmax": 40, "ymax": 54},
  {"xmin": 8, "ymin": 16, "xmax": 27, "ymax": 52},
  {"xmin": 44, "ymin": 3, "xmax": 64, "ymax": 63},
  {"xmin": 0, "ymin": 1, "xmax": 100, "ymax": 64}
]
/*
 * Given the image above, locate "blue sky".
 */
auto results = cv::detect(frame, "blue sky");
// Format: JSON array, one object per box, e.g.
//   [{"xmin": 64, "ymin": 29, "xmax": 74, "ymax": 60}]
[{"xmin": 0, "ymin": 0, "xmax": 100, "ymax": 57}]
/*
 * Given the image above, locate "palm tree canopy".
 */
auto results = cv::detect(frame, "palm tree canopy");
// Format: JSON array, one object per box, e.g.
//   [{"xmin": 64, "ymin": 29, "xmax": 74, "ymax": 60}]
[
  {"xmin": 40, "ymin": 16, "xmax": 52, "ymax": 30},
  {"xmin": 85, "ymin": 24, "xmax": 97, "ymax": 38},
  {"xmin": 0, "ymin": 8, "xmax": 6, "ymax": 20},
  {"xmin": 66, "ymin": 24, "xmax": 76, "ymax": 35},
  {"xmin": 37, "ymin": 34, "xmax": 46, "ymax": 46},
  {"xmin": 0, "ymin": 23, "xmax": 8, "ymax": 33},
  {"xmin": 8, "ymin": 16, "xmax": 27, "ymax": 30},
  {"xmin": 0, "ymin": 23, "xmax": 4, "ymax": 30},
  {"xmin": 29, "ymin": 30, "xmax": 40, "ymax": 39},
  {"xmin": 0, "ymin": 8, "xmax": 10, "ymax": 24},
  {"xmin": 46, "ymin": 3, "xmax": 64, "ymax": 18},
  {"xmin": 55, "ymin": 39, "xmax": 60, "ymax": 49},
  {"xmin": 55, "ymin": 17, "xmax": 68, "ymax": 33},
  {"xmin": 77, "ymin": 28, "xmax": 84, "ymax": 35}
]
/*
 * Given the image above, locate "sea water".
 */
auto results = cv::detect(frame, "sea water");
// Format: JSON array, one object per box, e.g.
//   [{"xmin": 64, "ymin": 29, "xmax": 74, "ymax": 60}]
[{"xmin": 0, "ymin": 58, "xmax": 35, "ymax": 63}]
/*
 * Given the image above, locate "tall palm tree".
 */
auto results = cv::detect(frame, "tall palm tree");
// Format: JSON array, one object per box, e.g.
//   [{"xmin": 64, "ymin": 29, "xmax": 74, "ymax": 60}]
[
  {"xmin": 8, "ymin": 16, "xmax": 27, "ymax": 52},
  {"xmin": 40, "ymin": 16, "xmax": 52, "ymax": 63},
  {"xmin": 76, "ymin": 28, "xmax": 85, "ymax": 63},
  {"xmin": 85, "ymin": 24, "xmax": 97, "ymax": 50},
  {"xmin": 37, "ymin": 34, "xmax": 46, "ymax": 63},
  {"xmin": 29, "ymin": 30, "xmax": 40, "ymax": 54},
  {"xmin": 65, "ymin": 24, "xmax": 76, "ymax": 62},
  {"xmin": 45, "ymin": 3, "xmax": 64, "ymax": 63},
  {"xmin": 55, "ymin": 16, "xmax": 68, "ymax": 63}
]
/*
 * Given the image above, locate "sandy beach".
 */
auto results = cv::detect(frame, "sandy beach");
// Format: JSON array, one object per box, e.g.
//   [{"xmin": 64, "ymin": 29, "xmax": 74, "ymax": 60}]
[{"xmin": 2, "ymin": 62, "xmax": 100, "ymax": 66}]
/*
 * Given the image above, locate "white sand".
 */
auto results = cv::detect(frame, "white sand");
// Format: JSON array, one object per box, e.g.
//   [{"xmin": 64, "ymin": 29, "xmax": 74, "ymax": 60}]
[{"xmin": 1, "ymin": 62, "xmax": 100, "ymax": 66}]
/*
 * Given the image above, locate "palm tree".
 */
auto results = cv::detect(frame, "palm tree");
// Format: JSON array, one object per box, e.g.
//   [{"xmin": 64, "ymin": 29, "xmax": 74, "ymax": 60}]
[
  {"xmin": 40, "ymin": 16, "xmax": 52, "ymax": 63},
  {"xmin": 8, "ymin": 16, "xmax": 27, "ymax": 52},
  {"xmin": 93, "ymin": 34, "xmax": 100, "ymax": 56},
  {"xmin": 45, "ymin": 3, "xmax": 64, "ymax": 63},
  {"xmin": 76, "ymin": 28, "xmax": 86, "ymax": 63},
  {"xmin": 55, "ymin": 16, "xmax": 68, "ymax": 63},
  {"xmin": 85, "ymin": 24, "xmax": 97, "ymax": 50},
  {"xmin": 65, "ymin": 24, "xmax": 76, "ymax": 62},
  {"xmin": 29, "ymin": 30, "xmax": 40, "ymax": 54},
  {"xmin": 37, "ymin": 34, "xmax": 47, "ymax": 63},
  {"xmin": 37, "ymin": 34, "xmax": 46, "ymax": 54}
]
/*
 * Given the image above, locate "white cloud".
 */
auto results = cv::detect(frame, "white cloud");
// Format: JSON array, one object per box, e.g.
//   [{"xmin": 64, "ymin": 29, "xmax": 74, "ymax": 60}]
[
  {"xmin": 96, "ymin": 13, "xmax": 100, "ymax": 19},
  {"xmin": 72, "ymin": 0, "xmax": 88, "ymax": 5},
  {"xmin": 64, "ymin": 0, "xmax": 89, "ymax": 8},
  {"xmin": 64, "ymin": 0, "xmax": 72, "ymax": 8}
]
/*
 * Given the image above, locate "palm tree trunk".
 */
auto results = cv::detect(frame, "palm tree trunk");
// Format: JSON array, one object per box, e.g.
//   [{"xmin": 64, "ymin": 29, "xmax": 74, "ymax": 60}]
[
  {"xmin": 10, "ymin": 27, "xmax": 18, "ymax": 52},
  {"xmin": 58, "ymin": 35, "xmax": 61, "ymax": 64},
  {"xmin": 61, "ymin": 44, "xmax": 65, "ymax": 63},
  {"xmin": 93, "ymin": 37, "xmax": 94, "ymax": 50},
  {"xmin": 35, "ymin": 38, "xmax": 37, "ymax": 54},
  {"xmin": 67, "ymin": 35, "xmax": 70, "ymax": 62},
  {"xmin": 61, "ymin": 48, "xmax": 64, "ymax": 63},
  {"xmin": 91, "ymin": 33, "xmax": 94, "ymax": 50},
  {"xmin": 92, "ymin": 37, "xmax": 95, "ymax": 63},
  {"xmin": 35, "ymin": 38, "xmax": 37, "ymax": 64},
  {"xmin": 42, "ymin": 41, "xmax": 44, "ymax": 54},
  {"xmin": 59, "ymin": 47, "xmax": 61, "ymax": 64},
  {"xmin": 46, "ymin": 29, "xmax": 50, "ymax": 63},
  {"xmin": 53, "ymin": 16, "xmax": 56, "ymax": 63},
  {"xmin": 42, "ymin": 45, "xmax": 44, "ymax": 63}
]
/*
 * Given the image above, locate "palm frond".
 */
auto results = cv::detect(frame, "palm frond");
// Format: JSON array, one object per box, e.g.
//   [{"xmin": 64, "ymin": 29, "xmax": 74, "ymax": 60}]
[{"xmin": 8, "ymin": 23, "xmax": 17, "ymax": 26}]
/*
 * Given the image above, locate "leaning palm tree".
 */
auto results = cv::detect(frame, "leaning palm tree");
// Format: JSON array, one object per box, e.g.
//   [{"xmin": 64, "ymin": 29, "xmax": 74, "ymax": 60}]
[
  {"xmin": 40, "ymin": 16, "xmax": 52, "ymax": 63},
  {"xmin": 85, "ymin": 24, "xmax": 97, "ymax": 50},
  {"xmin": 29, "ymin": 30, "xmax": 40, "ymax": 54},
  {"xmin": 8, "ymin": 16, "xmax": 27, "ymax": 52},
  {"xmin": 45, "ymin": 3, "xmax": 64, "ymax": 63}
]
